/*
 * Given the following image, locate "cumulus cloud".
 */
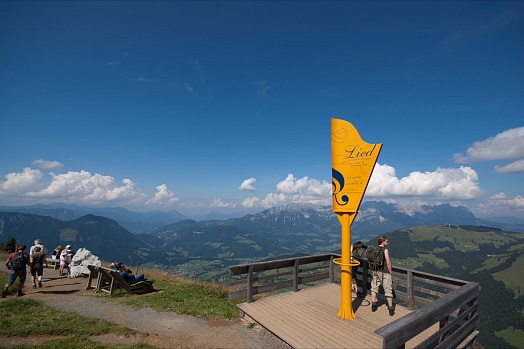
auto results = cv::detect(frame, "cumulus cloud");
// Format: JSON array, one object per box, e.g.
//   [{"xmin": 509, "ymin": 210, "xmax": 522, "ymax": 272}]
[
  {"xmin": 241, "ymin": 174, "xmax": 331, "ymax": 208},
  {"xmin": 30, "ymin": 170, "xmax": 146, "ymax": 205},
  {"xmin": 476, "ymin": 193, "xmax": 524, "ymax": 217},
  {"xmin": 0, "ymin": 167, "xmax": 193, "ymax": 207},
  {"xmin": 261, "ymin": 193, "xmax": 288, "ymax": 207},
  {"xmin": 211, "ymin": 198, "xmax": 236, "ymax": 208},
  {"xmin": 146, "ymin": 184, "xmax": 180, "ymax": 206},
  {"xmin": 277, "ymin": 174, "xmax": 331, "ymax": 196},
  {"xmin": 238, "ymin": 178, "xmax": 256, "ymax": 191},
  {"xmin": 32, "ymin": 159, "xmax": 64, "ymax": 171},
  {"xmin": 494, "ymin": 159, "xmax": 524, "ymax": 174},
  {"xmin": 367, "ymin": 164, "xmax": 484, "ymax": 200},
  {"xmin": 453, "ymin": 127, "xmax": 524, "ymax": 163},
  {"xmin": 241, "ymin": 196, "xmax": 260, "ymax": 208},
  {"xmin": 0, "ymin": 168, "xmax": 44, "ymax": 194}
]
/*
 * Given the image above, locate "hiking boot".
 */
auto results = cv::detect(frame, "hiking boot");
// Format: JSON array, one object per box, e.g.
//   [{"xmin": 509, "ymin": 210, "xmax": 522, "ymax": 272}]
[
  {"xmin": 371, "ymin": 302, "xmax": 377, "ymax": 312},
  {"xmin": 38, "ymin": 282, "xmax": 43, "ymax": 288},
  {"xmin": 32, "ymin": 284, "xmax": 36, "ymax": 289},
  {"xmin": 388, "ymin": 307, "xmax": 395, "ymax": 316},
  {"xmin": 1, "ymin": 288, "xmax": 7, "ymax": 298},
  {"xmin": 17, "ymin": 290, "xmax": 25, "ymax": 297}
]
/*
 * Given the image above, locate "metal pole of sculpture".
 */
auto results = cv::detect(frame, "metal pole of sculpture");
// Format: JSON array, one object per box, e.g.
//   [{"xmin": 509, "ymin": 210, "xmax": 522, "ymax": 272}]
[{"xmin": 331, "ymin": 118, "xmax": 382, "ymax": 320}]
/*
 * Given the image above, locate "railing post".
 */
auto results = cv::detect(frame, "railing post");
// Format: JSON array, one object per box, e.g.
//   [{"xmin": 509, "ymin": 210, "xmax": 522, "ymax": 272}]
[
  {"xmin": 329, "ymin": 255, "xmax": 335, "ymax": 282},
  {"xmin": 407, "ymin": 270, "xmax": 414, "ymax": 310},
  {"xmin": 247, "ymin": 265, "xmax": 254, "ymax": 303},
  {"xmin": 439, "ymin": 315, "xmax": 450, "ymax": 343},
  {"xmin": 293, "ymin": 259, "xmax": 299, "ymax": 292}
]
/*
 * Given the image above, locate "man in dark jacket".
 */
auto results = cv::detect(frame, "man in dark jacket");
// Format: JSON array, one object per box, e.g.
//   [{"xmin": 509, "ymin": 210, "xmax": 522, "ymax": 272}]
[{"xmin": 3, "ymin": 244, "xmax": 31, "ymax": 298}]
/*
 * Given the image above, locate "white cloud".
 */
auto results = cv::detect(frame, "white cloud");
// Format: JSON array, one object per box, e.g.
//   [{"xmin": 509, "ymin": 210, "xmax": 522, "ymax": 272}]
[
  {"xmin": 490, "ymin": 192, "xmax": 507, "ymax": 200},
  {"xmin": 494, "ymin": 159, "xmax": 524, "ymax": 174},
  {"xmin": 0, "ymin": 168, "xmax": 43, "ymax": 194},
  {"xmin": 367, "ymin": 164, "xmax": 484, "ymax": 200},
  {"xmin": 240, "ymin": 166, "xmax": 483, "ymax": 210},
  {"xmin": 238, "ymin": 177, "xmax": 257, "ymax": 191},
  {"xmin": 29, "ymin": 171, "xmax": 146, "ymax": 205},
  {"xmin": 453, "ymin": 127, "xmax": 524, "ymax": 163},
  {"xmin": 241, "ymin": 196, "xmax": 260, "ymax": 208},
  {"xmin": 32, "ymin": 159, "xmax": 64, "ymax": 171},
  {"xmin": 261, "ymin": 193, "xmax": 288, "ymax": 207},
  {"xmin": 240, "ymin": 173, "xmax": 331, "ymax": 208},
  {"xmin": 277, "ymin": 174, "xmax": 331, "ymax": 196},
  {"xmin": 146, "ymin": 184, "xmax": 180, "ymax": 206},
  {"xmin": 476, "ymin": 194, "xmax": 524, "ymax": 217},
  {"xmin": 211, "ymin": 198, "xmax": 236, "ymax": 208}
]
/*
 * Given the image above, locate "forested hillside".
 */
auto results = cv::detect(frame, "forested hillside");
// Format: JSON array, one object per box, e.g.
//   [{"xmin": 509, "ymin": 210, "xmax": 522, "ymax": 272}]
[{"xmin": 386, "ymin": 225, "xmax": 524, "ymax": 349}]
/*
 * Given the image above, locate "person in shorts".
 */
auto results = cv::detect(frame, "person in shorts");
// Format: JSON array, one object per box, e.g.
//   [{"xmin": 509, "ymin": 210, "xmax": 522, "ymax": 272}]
[
  {"xmin": 3, "ymin": 244, "xmax": 31, "ymax": 298},
  {"xmin": 30, "ymin": 246, "xmax": 48, "ymax": 288},
  {"xmin": 370, "ymin": 236, "xmax": 395, "ymax": 316}
]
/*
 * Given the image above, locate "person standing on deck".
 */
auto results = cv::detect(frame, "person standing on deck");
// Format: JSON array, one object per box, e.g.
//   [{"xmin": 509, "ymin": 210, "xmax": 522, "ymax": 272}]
[{"xmin": 370, "ymin": 236, "xmax": 395, "ymax": 316}]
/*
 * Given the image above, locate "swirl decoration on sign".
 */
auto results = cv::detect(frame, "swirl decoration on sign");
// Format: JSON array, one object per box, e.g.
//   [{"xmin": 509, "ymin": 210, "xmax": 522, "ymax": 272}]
[
  {"xmin": 331, "ymin": 126, "xmax": 348, "ymax": 144},
  {"xmin": 332, "ymin": 168, "xmax": 349, "ymax": 207}
]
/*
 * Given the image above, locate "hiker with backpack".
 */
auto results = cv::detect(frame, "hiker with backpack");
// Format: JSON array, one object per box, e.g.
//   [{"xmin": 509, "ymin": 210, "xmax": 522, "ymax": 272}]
[
  {"xmin": 367, "ymin": 235, "xmax": 395, "ymax": 316},
  {"xmin": 351, "ymin": 241, "xmax": 367, "ymax": 296},
  {"xmin": 2, "ymin": 244, "xmax": 31, "ymax": 298},
  {"xmin": 30, "ymin": 246, "xmax": 48, "ymax": 288}
]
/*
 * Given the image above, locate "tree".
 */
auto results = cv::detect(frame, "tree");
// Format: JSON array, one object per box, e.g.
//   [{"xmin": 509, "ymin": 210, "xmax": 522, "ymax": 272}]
[{"xmin": 0, "ymin": 237, "xmax": 17, "ymax": 252}]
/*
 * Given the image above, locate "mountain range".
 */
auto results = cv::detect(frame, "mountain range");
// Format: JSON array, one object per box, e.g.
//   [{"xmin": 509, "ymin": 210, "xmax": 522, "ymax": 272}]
[
  {"xmin": 2, "ymin": 201, "xmax": 523, "ymax": 236},
  {"xmin": 1, "ymin": 201, "xmax": 523, "ymax": 270}
]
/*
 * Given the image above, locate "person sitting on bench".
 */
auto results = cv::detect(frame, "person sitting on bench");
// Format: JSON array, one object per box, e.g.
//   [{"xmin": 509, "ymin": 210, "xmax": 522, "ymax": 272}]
[{"xmin": 110, "ymin": 262, "xmax": 154, "ymax": 285}]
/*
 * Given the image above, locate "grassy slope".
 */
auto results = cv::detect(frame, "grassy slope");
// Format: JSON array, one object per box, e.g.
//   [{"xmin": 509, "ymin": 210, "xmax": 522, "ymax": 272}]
[{"xmin": 393, "ymin": 226, "xmax": 524, "ymax": 349}]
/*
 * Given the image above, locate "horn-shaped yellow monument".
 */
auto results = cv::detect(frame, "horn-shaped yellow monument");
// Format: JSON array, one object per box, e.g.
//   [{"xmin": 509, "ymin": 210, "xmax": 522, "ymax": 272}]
[{"xmin": 331, "ymin": 118, "xmax": 382, "ymax": 320}]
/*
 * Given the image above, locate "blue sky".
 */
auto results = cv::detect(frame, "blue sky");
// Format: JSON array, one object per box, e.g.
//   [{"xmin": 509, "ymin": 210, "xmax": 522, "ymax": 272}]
[{"xmin": 1, "ymin": 1, "xmax": 523, "ymax": 218}]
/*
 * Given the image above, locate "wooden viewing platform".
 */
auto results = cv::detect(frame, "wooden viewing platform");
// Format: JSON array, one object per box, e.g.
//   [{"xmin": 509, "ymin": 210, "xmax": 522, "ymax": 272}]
[
  {"xmin": 229, "ymin": 253, "xmax": 480, "ymax": 349},
  {"xmin": 238, "ymin": 283, "xmax": 438, "ymax": 349}
]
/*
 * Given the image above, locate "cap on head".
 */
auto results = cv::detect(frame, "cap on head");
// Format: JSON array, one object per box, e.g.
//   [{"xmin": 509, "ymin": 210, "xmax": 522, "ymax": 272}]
[{"xmin": 35, "ymin": 239, "xmax": 41, "ymax": 244}]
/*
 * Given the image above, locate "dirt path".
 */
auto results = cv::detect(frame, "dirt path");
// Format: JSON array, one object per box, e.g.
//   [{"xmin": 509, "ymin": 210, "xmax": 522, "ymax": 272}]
[{"xmin": 0, "ymin": 269, "xmax": 291, "ymax": 349}]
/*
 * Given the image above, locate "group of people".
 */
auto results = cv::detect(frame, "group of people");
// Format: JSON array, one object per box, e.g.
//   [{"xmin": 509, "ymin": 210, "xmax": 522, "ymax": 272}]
[
  {"xmin": 2, "ymin": 239, "xmax": 75, "ymax": 298},
  {"xmin": 109, "ymin": 262, "xmax": 154, "ymax": 285},
  {"xmin": 52, "ymin": 244, "xmax": 75, "ymax": 276}
]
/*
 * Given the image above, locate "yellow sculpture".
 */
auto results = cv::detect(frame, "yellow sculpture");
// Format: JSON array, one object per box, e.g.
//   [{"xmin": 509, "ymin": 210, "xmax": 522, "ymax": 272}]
[{"xmin": 331, "ymin": 118, "xmax": 382, "ymax": 320}]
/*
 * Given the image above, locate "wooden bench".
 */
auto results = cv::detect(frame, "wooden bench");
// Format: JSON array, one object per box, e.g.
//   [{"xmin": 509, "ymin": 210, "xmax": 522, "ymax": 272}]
[
  {"xmin": 46, "ymin": 257, "xmax": 59, "ymax": 270},
  {"xmin": 108, "ymin": 269, "xmax": 155, "ymax": 295},
  {"xmin": 94, "ymin": 266, "xmax": 155, "ymax": 295},
  {"xmin": 86, "ymin": 264, "xmax": 102, "ymax": 290},
  {"xmin": 96, "ymin": 266, "xmax": 118, "ymax": 294}
]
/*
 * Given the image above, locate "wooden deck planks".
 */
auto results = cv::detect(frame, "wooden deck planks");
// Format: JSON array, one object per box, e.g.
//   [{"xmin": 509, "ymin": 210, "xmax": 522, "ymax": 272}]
[{"xmin": 238, "ymin": 283, "xmax": 439, "ymax": 349}]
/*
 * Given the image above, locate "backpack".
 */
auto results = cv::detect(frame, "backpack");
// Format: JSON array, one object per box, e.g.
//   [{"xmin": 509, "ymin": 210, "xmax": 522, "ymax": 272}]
[
  {"xmin": 366, "ymin": 246, "xmax": 384, "ymax": 270},
  {"xmin": 9, "ymin": 252, "xmax": 27, "ymax": 270}
]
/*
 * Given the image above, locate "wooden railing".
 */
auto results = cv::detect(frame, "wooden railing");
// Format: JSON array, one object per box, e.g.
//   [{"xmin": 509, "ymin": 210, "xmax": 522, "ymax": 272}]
[
  {"xmin": 228, "ymin": 253, "xmax": 337, "ymax": 302},
  {"xmin": 228, "ymin": 253, "xmax": 480, "ymax": 349}
]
